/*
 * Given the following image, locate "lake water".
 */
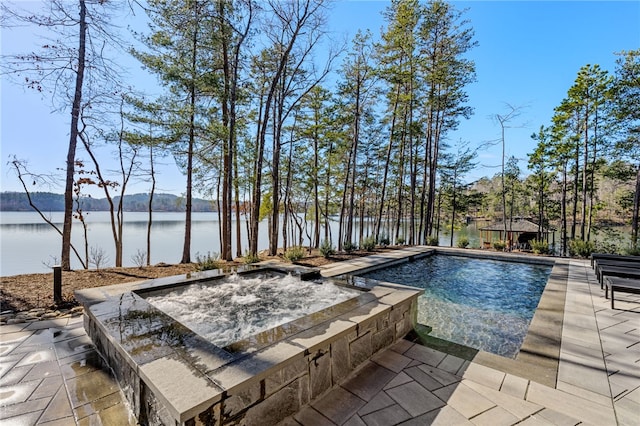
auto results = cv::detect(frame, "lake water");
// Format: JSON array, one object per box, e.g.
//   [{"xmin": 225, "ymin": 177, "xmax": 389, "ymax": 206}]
[
  {"xmin": 0, "ymin": 211, "xmax": 478, "ymax": 276},
  {"xmin": 0, "ymin": 211, "xmax": 281, "ymax": 276}
]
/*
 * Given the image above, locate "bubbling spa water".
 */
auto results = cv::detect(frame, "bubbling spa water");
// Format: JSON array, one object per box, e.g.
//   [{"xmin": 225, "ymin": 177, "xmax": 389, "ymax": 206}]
[{"xmin": 144, "ymin": 273, "xmax": 360, "ymax": 347}]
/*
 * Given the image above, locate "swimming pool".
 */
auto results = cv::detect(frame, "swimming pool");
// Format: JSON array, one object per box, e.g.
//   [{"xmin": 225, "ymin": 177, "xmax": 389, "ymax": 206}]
[{"xmin": 357, "ymin": 255, "xmax": 552, "ymax": 358}]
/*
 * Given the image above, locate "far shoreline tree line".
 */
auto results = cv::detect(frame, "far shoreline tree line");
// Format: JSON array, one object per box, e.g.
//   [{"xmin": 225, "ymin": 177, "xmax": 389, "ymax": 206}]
[{"xmin": 1, "ymin": 0, "xmax": 637, "ymax": 271}]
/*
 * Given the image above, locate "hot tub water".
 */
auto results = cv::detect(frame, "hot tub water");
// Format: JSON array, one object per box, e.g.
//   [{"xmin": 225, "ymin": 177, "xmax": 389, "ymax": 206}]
[{"xmin": 144, "ymin": 273, "xmax": 360, "ymax": 347}]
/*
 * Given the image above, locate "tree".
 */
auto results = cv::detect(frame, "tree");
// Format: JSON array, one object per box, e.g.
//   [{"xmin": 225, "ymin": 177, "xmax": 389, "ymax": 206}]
[
  {"xmin": 528, "ymin": 126, "xmax": 553, "ymax": 239},
  {"xmin": 247, "ymin": 0, "xmax": 331, "ymax": 256},
  {"xmin": 337, "ymin": 29, "xmax": 378, "ymax": 249},
  {"xmin": 439, "ymin": 143, "xmax": 476, "ymax": 246},
  {"xmin": 417, "ymin": 0, "xmax": 476, "ymax": 242},
  {"xmin": 566, "ymin": 64, "xmax": 613, "ymax": 241},
  {"xmin": 79, "ymin": 94, "xmax": 140, "ymax": 267},
  {"xmin": 124, "ymin": 95, "xmax": 170, "ymax": 266},
  {"xmin": 376, "ymin": 0, "xmax": 419, "ymax": 245},
  {"xmin": 549, "ymin": 100, "xmax": 576, "ymax": 256},
  {"xmin": 215, "ymin": 0, "xmax": 253, "ymax": 261},
  {"xmin": 295, "ymin": 85, "xmax": 336, "ymax": 248},
  {"xmin": 504, "ymin": 155, "xmax": 522, "ymax": 233},
  {"xmin": 2, "ymin": 0, "xmax": 123, "ymax": 270},
  {"xmin": 611, "ymin": 50, "xmax": 640, "ymax": 249},
  {"xmin": 132, "ymin": 0, "xmax": 219, "ymax": 264},
  {"xmin": 492, "ymin": 104, "xmax": 523, "ymax": 241}
]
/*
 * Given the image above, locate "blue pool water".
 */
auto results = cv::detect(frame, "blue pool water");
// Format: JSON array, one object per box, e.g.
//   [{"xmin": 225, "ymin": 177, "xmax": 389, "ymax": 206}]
[{"xmin": 358, "ymin": 255, "xmax": 552, "ymax": 358}]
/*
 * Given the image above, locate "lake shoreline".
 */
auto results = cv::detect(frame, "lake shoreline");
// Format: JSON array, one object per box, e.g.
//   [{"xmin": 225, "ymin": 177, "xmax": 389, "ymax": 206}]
[{"xmin": 0, "ymin": 248, "xmax": 391, "ymax": 317}]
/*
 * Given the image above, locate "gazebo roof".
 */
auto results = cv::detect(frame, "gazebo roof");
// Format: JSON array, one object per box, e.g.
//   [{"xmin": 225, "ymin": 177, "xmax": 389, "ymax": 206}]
[{"xmin": 480, "ymin": 219, "xmax": 555, "ymax": 233}]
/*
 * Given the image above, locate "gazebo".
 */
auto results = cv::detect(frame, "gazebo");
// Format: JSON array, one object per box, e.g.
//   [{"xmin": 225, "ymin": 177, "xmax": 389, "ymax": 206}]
[{"xmin": 479, "ymin": 218, "xmax": 555, "ymax": 250}]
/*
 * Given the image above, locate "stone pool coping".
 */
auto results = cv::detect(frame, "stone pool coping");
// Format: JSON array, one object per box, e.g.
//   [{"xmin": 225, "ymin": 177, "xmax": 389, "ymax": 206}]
[
  {"xmin": 319, "ymin": 246, "xmax": 564, "ymax": 388},
  {"xmin": 75, "ymin": 264, "xmax": 424, "ymax": 425}
]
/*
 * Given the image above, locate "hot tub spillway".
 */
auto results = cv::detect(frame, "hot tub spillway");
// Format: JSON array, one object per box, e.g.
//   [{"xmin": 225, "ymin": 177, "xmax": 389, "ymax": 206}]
[{"xmin": 76, "ymin": 265, "xmax": 423, "ymax": 426}]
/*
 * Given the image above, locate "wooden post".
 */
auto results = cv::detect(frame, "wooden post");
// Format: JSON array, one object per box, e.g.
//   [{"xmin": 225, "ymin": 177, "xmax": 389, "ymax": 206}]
[{"xmin": 53, "ymin": 265, "xmax": 62, "ymax": 305}]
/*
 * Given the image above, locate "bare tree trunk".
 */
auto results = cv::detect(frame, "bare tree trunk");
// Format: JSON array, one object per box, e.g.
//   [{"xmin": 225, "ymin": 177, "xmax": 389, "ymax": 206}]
[
  {"xmin": 587, "ymin": 104, "xmax": 599, "ymax": 242},
  {"xmin": 394, "ymin": 126, "xmax": 406, "ymax": 243},
  {"xmin": 71, "ymin": 181, "xmax": 89, "ymax": 268},
  {"xmin": 419, "ymin": 132, "xmax": 429, "ymax": 243},
  {"xmin": 181, "ymin": 7, "xmax": 199, "ymax": 264},
  {"xmin": 632, "ymin": 164, "xmax": 640, "ymax": 249},
  {"xmin": 269, "ymin": 92, "xmax": 283, "ymax": 256},
  {"xmin": 537, "ymin": 169, "xmax": 544, "ymax": 240},
  {"xmin": 147, "ymin": 143, "xmax": 155, "ymax": 266},
  {"xmin": 338, "ymin": 142, "xmax": 353, "ymax": 250},
  {"xmin": 374, "ymin": 85, "xmax": 400, "ymax": 241},
  {"xmin": 500, "ymin": 119, "xmax": 507, "ymax": 240},
  {"xmin": 580, "ymin": 102, "xmax": 589, "ymax": 240},
  {"xmin": 217, "ymin": 171, "xmax": 222, "ymax": 251},
  {"xmin": 313, "ymin": 118, "xmax": 320, "ymax": 248},
  {"xmin": 219, "ymin": 0, "xmax": 233, "ymax": 262},
  {"xmin": 282, "ymin": 143, "xmax": 294, "ymax": 252},
  {"xmin": 346, "ymin": 84, "xmax": 360, "ymax": 247},
  {"xmin": 409, "ymin": 138, "xmax": 417, "ymax": 245},
  {"xmin": 324, "ymin": 143, "xmax": 333, "ymax": 242},
  {"xmin": 450, "ymin": 170, "xmax": 457, "ymax": 247},
  {"xmin": 571, "ymin": 111, "xmax": 581, "ymax": 241},
  {"xmin": 249, "ymin": 89, "xmax": 266, "ymax": 255},
  {"xmin": 229, "ymin": 2, "xmax": 252, "ymax": 259},
  {"xmin": 562, "ymin": 163, "xmax": 569, "ymax": 256},
  {"xmin": 435, "ymin": 186, "xmax": 443, "ymax": 241},
  {"xmin": 408, "ymin": 75, "xmax": 416, "ymax": 245},
  {"xmin": 234, "ymin": 153, "xmax": 242, "ymax": 258},
  {"xmin": 61, "ymin": 0, "xmax": 87, "ymax": 271}
]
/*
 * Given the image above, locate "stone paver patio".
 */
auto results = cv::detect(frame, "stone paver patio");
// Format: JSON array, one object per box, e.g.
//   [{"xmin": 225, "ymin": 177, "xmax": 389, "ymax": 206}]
[{"xmin": 1, "ymin": 248, "xmax": 638, "ymax": 425}]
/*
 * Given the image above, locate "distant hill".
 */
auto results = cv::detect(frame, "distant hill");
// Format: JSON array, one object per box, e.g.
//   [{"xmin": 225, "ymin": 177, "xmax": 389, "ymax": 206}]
[{"xmin": 0, "ymin": 192, "xmax": 218, "ymax": 212}]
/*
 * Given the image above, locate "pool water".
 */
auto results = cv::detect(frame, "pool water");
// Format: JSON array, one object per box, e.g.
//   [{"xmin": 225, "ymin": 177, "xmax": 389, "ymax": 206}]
[{"xmin": 358, "ymin": 255, "xmax": 552, "ymax": 358}]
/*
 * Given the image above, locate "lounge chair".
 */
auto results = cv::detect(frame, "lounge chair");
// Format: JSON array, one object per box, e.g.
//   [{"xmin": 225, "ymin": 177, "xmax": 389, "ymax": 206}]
[
  {"xmin": 591, "ymin": 253, "xmax": 640, "ymax": 267},
  {"xmin": 597, "ymin": 266, "xmax": 640, "ymax": 289},
  {"xmin": 604, "ymin": 276, "xmax": 640, "ymax": 309}
]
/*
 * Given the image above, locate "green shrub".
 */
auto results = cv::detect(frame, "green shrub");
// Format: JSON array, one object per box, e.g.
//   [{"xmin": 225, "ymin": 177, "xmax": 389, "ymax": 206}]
[
  {"xmin": 343, "ymin": 241, "xmax": 356, "ymax": 253},
  {"xmin": 592, "ymin": 227, "xmax": 624, "ymax": 254},
  {"xmin": 379, "ymin": 234, "xmax": 390, "ymax": 247},
  {"xmin": 319, "ymin": 240, "xmax": 335, "ymax": 258},
  {"xmin": 283, "ymin": 246, "xmax": 306, "ymax": 262},
  {"xmin": 242, "ymin": 251, "xmax": 261, "ymax": 264},
  {"xmin": 530, "ymin": 239, "xmax": 549, "ymax": 255},
  {"xmin": 456, "ymin": 237, "xmax": 469, "ymax": 249},
  {"xmin": 569, "ymin": 239, "xmax": 595, "ymax": 258},
  {"xmin": 361, "ymin": 236, "xmax": 376, "ymax": 251},
  {"xmin": 493, "ymin": 241, "xmax": 506, "ymax": 251},
  {"xmin": 425, "ymin": 236, "xmax": 439, "ymax": 246},
  {"xmin": 395, "ymin": 236, "xmax": 406, "ymax": 245},
  {"xmin": 624, "ymin": 245, "xmax": 640, "ymax": 256},
  {"xmin": 195, "ymin": 252, "xmax": 221, "ymax": 271}
]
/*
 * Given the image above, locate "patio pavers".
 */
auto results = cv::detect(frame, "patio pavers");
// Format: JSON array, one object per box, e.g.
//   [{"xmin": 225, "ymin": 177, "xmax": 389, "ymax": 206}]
[
  {"xmin": 0, "ymin": 316, "xmax": 135, "ymax": 425},
  {"xmin": 1, "ymin": 248, "xmax": 638, "ymax": 425}
]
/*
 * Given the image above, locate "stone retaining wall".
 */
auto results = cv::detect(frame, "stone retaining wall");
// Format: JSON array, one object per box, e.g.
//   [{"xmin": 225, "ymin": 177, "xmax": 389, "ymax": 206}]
[{"xmin": 77, "ymin": 268, "xmax": 422, "ymax": 426}]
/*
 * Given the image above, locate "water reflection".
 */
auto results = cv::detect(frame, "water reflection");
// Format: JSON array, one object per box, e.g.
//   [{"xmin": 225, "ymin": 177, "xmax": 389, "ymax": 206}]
[{"xmin": 1, "ymin": 211, "xmax": 483, "ymax": 276}]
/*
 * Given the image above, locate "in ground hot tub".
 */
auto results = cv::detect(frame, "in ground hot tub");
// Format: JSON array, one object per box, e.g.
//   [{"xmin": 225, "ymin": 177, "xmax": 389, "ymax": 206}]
[
  {"xmin": 76, "ymin": 265, "xmax": 422, "ymax": 425},
  {"xmin": 141, "ymin": 270, "xmax": 361, "ymax": 348}
]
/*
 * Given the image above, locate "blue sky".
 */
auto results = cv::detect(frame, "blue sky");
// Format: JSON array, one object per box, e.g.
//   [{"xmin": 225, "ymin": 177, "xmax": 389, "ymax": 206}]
[{"xmin": 1, "ymin": 1, "xmax": 639, "ymax": 196}]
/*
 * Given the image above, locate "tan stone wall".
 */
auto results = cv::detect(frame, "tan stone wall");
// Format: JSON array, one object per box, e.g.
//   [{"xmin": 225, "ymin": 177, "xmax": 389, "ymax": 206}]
[{"xmin": 196, "ymin": 296, "xmax": 419, "ymax": 426}]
